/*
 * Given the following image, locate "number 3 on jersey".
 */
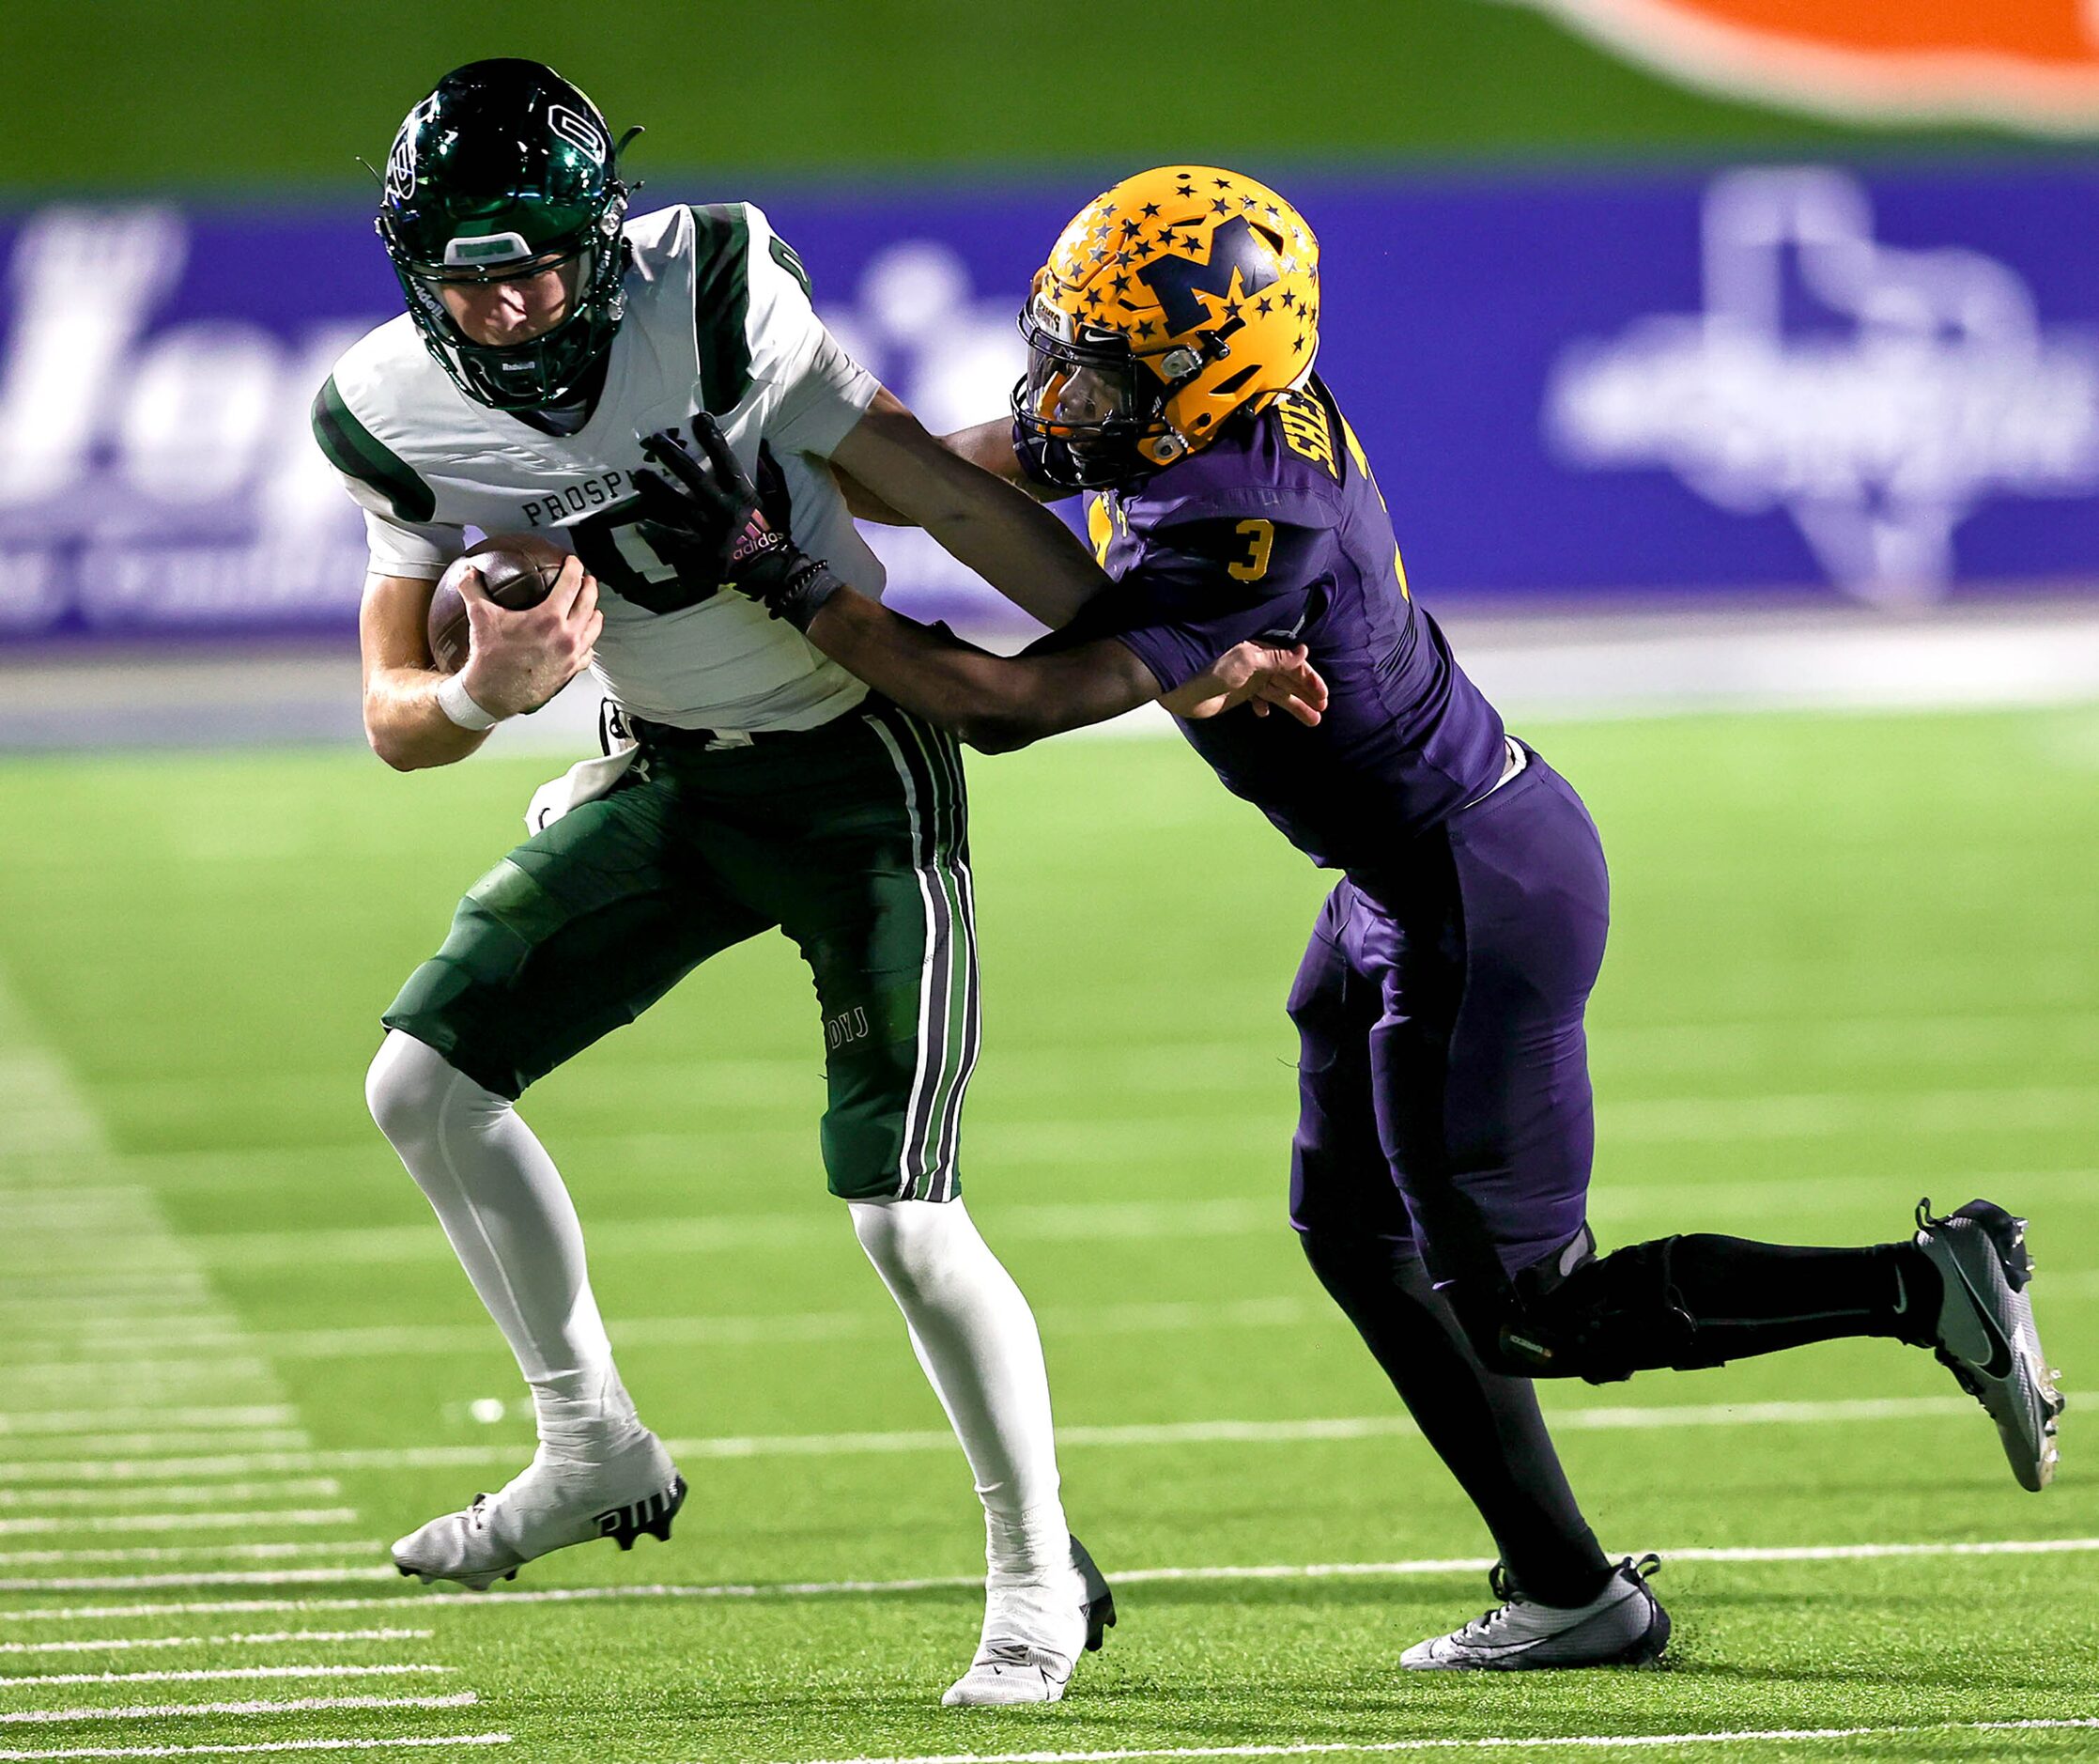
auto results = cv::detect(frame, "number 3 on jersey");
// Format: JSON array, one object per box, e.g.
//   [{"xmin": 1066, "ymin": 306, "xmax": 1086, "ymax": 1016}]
[{"xmin": 1228, "ymin": 518, "xmax": 1273, "ymax": 582}]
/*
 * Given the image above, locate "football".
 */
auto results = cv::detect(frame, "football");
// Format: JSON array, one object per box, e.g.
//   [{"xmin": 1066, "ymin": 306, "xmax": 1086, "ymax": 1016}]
[{"xmin": 424, "ymin": 533, "xmax": 572, "ymax": 674}]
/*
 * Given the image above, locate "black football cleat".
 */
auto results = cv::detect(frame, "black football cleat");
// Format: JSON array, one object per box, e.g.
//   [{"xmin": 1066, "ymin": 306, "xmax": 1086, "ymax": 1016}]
[{"xmin": 1914, "ymin": 1198, "xmax": 2063, "ymax": 1492}]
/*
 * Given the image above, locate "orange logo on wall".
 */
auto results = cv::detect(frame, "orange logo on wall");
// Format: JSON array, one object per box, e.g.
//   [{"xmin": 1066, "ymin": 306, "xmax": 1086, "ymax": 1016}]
[{"xmin": 1521, "ymin": 0, "xmax": 2099, "ymax": 132}]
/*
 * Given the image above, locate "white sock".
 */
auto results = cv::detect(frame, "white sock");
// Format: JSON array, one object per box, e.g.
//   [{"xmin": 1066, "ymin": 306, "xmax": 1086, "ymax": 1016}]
[
  {"xmin": 365, "ymin": 1030, "xmax": 642, "ymax": 1462},
  {"xmin": 849, "ymin": 1199, "xmax": 1071, "ymax": 1585}
]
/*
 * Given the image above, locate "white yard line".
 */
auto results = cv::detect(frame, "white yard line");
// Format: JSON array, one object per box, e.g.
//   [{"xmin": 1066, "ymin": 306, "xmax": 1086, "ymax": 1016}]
[
  {"xmin": 0, "ymin": 1484, "xmax": 344, "ymax": 1513},
  {"xmin": 0, "ymin": 1737, "xmax": 510, "ymax": 1761},
  {"xmin": 0, "ymin": 1571, "xmax": 399, "ymax": 1595},
  {"xmin": 0, "ymin": 972, "xmax": 496, "ymax": 1748},
  {"xmin": 0, "ymin": 1511, "xmax": 361, "ymax": 1539},
  {"xmin": 234, "ymin": 1296, "xmax": 1321, "ymax": 1361},
  {"xmin": 0, "ymin": 1326, "xmax": 256, "ymax": 1352},
  {"xmin": 0, "ymin": 1394, "xmax": 1983, "ymax": 1487},
  {"xmin": 0, "ymin": 1632, "xmax": 431, "ymax": 1657},
  {"xmin": 0, "ymin": 1366, "xmax": 276, "ymax": 1400},
  {"xmin": 0, "ymin": 1692, "xmax": 479, "ymax": 1725},
  {"xmin": 783, "ymin": 1717, "xmax": 2099, "ymax": 1764},
  {"xmin": 0, "ymin": 1410, "xmax": 298, "ymax": 1438},
  {"xmin": 0, "ymin": 1541, "xmax": 382, "ymax": 1569},
  {"xmin": 8, "ymin": 1534, "xmax": 2091, "ymax": 1621},
  {"xmin": 0, "ymin": 1663, "xmax": 454, "ymax": 1689},
  {"xmin": 1, "ymin": 1435, "xmax": 313, "ymax": 1461},
  {"xmin": 85, "ymin": 1136, "xmax": 2099, "ymax": 1276},
  {"xmin": 0, "ymin": 1272, "xmax": 214, "ymax": 1295},
  {"xmin": 0, "ymin": 1300, "xmax": 228, "ymax": 1322}
]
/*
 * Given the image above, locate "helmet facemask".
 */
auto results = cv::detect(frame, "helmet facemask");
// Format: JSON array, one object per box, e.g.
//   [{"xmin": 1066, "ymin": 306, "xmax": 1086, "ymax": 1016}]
[
  {"xmin": 384, "ymin": 208, "xmax": 630, "ymax": 410},
  {"xmin": 1011, "ymin": 298, "xmax": 1204, "ymax": 491}
]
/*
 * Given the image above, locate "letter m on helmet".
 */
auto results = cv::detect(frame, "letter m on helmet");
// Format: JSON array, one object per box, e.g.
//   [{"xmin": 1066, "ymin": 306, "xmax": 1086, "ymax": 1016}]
[{"xmin": 1139, "ymin": 216, "xmax": 1279, "ymax": 336}]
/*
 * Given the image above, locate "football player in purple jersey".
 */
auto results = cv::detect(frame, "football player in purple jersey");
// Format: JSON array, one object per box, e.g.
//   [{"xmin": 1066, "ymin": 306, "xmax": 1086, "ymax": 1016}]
[{"xmin": 630, "ymin": 166, "xmax": 2062, "ymax": 1671}]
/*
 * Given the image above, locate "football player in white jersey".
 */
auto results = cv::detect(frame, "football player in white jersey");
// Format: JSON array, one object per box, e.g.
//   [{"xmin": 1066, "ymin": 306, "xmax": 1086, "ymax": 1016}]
[{"xmin": 316, "ymin": 58, "xmax": 1314, "ymax": 1706}]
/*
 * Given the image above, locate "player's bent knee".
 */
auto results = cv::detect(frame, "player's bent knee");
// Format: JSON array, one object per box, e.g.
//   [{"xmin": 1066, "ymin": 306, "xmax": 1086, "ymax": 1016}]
[
  {"xmin": 1498, "ymin": 1235, "xmax": 1726, "ymax": 1384},
  {"xmin": 366, "ymin": 1029, "xmax": 444, "ymax": 1147},
  {"xmin": 365, "ymin": 1029, "xmax": 508, "ymax": 1157},
  {"xmin": 848, "ymin": 1198, "xmax": 984, "ymax": 1303}
]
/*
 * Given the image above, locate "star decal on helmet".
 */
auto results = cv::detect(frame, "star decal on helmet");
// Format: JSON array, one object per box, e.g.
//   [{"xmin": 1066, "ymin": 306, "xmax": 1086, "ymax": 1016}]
[{"xmin": 1013, "ymin": 164, "xmax": 1321, "ymax": 488}]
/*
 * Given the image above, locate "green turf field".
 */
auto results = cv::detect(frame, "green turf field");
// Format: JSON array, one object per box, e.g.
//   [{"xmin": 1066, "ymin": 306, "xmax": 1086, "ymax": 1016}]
[
  {"xmin": 0, "ymin": 0, "xmax": 2030, "ymax": 200},
  {"xmin": 0, "ymin": 706, "xmax": 2095, "ymax": 1761}
]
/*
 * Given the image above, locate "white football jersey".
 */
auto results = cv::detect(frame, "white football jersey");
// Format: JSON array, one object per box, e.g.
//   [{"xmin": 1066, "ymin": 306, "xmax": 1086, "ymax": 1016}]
[{"xmin": 316, "ymin": 203, "xmax": 883, "ymax": 732}]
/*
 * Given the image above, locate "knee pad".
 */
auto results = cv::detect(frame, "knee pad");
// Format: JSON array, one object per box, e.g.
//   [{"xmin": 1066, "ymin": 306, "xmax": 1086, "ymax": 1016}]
[{"xmin": 1503, "ymin": 1233, "xmax": 1725, "ymax": 1384}]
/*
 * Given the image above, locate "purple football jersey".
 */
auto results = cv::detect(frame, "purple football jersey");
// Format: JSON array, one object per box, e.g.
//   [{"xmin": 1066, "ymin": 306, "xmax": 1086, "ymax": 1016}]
[{"xmin": 1045, "ymin": 375, "xmax": 1507, "ymax": 876}]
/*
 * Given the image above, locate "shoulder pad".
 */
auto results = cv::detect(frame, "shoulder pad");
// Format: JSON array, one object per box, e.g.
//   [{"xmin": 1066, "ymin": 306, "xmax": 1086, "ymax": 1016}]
[{"xmin": 310, "ymin": 368, "xmax": 436, "ymax": 524}]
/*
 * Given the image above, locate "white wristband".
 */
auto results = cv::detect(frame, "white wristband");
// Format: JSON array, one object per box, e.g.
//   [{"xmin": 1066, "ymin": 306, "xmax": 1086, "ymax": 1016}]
[{"xmin": 437, "ymin": 673, "xmax": 503, "ymax": 732}]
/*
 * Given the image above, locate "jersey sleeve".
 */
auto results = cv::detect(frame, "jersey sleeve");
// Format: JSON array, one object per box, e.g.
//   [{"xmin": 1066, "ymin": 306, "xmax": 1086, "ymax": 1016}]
[
  {"xmin": 358, "ymin": 506, "xmax": 460, "ymax": 580},
  {"xmin": 1042, "ymin": 518, "xmax": 1332, "ymax": 695},
  {"xmin": 310, "ymin": 372, "xmax": 461, "ymax": 580},
  {"xmin": 740, "ymin": 204, "xmax": 878, "ymax": 457}
]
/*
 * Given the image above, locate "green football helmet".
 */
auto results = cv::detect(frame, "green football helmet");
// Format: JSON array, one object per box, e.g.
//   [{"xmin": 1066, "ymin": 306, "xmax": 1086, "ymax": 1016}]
[{"xmin": 378, "ymin": 58, "xmax": 637, "ymax": 410}]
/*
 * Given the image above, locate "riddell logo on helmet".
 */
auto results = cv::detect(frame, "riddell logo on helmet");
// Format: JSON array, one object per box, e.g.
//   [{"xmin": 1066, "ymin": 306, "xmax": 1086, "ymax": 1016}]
[{"xmin": 1516, "ymin": 0, "xmax": 2099, "ymax": 132}]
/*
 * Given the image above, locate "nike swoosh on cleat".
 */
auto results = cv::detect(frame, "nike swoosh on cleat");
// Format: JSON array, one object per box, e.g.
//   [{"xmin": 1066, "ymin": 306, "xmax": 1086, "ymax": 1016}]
[{"xmin": 1950, "ymin": 1261, "xmax": 2017, "ymax": 1382}]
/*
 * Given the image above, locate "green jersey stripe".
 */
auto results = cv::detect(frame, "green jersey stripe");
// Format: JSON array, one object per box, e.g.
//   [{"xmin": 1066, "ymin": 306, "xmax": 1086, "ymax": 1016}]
[
  {"xmin": 310, "ymin": 378, "xmax": 437, "ymax": 525},
  {"xmin": 767, "ymin": 234, "xmax": 812, "ymax": 300},
  {"xmin": 688, "ymin": 204, "xmax": 754, "ymax": 413}
]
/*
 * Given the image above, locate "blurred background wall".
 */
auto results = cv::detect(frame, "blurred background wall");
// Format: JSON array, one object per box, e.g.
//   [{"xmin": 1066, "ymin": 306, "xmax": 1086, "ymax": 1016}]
[{"xmin": 0, "ymin": 0, "xmax": 2093, "ymax": 709}]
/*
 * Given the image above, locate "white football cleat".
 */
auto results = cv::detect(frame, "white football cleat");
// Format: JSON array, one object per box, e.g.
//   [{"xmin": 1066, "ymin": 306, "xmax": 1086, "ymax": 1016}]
[
  {"xmin": 941, "ymin": 1536, "xmax": 1116, "ymax": 1707},
  {"xmin": 1914, "ymin": 1198, "xmax": 2064, "ymax": 1492},
  {"xmin": 392, "ymin": 1430, "xmax": 685, "ymax": 1591},
  {"xmin": 1401, "ymin": 1555, "xmax": 1668, "ymax": 1671}
]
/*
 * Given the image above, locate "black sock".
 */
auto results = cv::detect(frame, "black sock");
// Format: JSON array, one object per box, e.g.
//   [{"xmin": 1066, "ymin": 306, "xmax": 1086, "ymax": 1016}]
[
  {"xmin": 1655, "ymin": 1236, "xmax": 1942, "ymax": 1361},
  {"xmin": 1300, "ymin": 1230, "xmax": 1613, "ymax": 1608}
]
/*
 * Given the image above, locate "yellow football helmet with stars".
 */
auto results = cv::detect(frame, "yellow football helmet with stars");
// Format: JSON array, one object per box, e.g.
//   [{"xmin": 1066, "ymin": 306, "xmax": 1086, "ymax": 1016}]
[{"xmin": 1012, "ymin": 165, "xmax": 1320, "ymax": 489}]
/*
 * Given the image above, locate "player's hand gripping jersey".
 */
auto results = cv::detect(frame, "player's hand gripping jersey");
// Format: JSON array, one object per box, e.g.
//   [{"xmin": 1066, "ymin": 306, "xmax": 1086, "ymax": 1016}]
[
  {"xmin": 1053, "ymin": 375, "xmax": 1508, "ymax": 876},
  {"xmin": 315, "ymin": 203, "xmax": 881, "ymax": 732}
]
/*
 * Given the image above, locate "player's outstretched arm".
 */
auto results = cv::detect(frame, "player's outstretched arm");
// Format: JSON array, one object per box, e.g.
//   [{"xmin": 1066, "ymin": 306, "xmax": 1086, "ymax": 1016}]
[
  {"xmin": 803, "ymin": 593, "xmax": 1151, "ymax": 751},
  {"xmin": 827, "ymin": 390, "xmax": 1108, "ymax": 627},
  {"xmin": 803, "ymin": 595, "xmax": 1322, "ymax": 751},
  {"xmin": 829, "ymin": 422, "xmax": 1064, "ymax": 527},
  {"xmin": 628, "ymin": 418, "xmax": 1324, "ymax": 750},
  {"xmin": 359, "ymin": 561, "xmax": 602, "ymax": 771}
]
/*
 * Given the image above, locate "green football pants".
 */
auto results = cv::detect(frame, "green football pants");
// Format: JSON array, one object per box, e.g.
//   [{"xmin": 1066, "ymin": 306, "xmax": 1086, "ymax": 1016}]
[{"xmin": 382, "ymin": 701, "xmax": 980, "ymax": 1201}]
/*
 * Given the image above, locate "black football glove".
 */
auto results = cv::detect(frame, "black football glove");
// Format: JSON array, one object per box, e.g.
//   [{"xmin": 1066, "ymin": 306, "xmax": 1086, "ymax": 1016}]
[{"xmin": 631, "ymin": 417, "xmax": 844, "ymax": 632}]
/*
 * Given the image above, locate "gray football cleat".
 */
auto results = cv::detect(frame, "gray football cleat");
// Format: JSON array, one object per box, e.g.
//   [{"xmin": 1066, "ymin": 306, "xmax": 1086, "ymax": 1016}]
[
  {"xmin": 941, "ymin": 1535, "xmax": 1116, "ymax": 1707},
  {"xmin": 1401, "ymin": 1555, "xmax": 1669, "ymax": 1671},
  {"xmin": 392, "ymin": 1430, "xmax": 685, "ymax": 1591},
  {"xmin": 1914, "ymin": 1198, "xmax": 2064, "ymax": 1492}
]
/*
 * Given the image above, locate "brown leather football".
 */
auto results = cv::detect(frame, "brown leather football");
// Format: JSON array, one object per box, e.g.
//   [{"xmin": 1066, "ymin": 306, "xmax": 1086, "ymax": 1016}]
[{"xmin": 424, "ymin": 533, "xmax": 571, "ymax": 674}]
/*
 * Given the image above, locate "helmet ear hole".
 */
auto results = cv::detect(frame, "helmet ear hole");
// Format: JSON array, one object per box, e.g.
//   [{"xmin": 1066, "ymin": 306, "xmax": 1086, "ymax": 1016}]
[{"xmin": 1213, "ymin": 365, "xmax": 1258, "ymax": 397}]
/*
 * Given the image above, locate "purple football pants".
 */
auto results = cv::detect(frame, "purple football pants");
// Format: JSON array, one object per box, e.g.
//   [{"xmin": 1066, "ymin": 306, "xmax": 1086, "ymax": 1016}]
[{"xmin": 1288, "ymin": 750, "xmax": 1609, "ymax": 1284}]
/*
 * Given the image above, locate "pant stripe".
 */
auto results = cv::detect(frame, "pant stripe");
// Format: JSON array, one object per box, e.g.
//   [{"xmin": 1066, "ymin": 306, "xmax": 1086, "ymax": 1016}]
[
  {"xmin": 914, "ymin": 720, "xmax": 980, "ymax": 1200},
  {"xmin": 917, "ymin": 717, "xmax": 979, "ymax": 1205},
  {"xmin": 865, "ymin": 712, "xmax": 946, "ymax": 1199},
  {"xmin": 865, "ymin": 707, "xmax": 975, "ymax": 1201}
]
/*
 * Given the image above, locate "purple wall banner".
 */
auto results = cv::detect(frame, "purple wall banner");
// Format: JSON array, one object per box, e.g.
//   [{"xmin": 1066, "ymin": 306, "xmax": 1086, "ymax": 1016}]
[{"xmin": 0, "ymin": 162, "xmax": 2093, "ymax": 642}]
